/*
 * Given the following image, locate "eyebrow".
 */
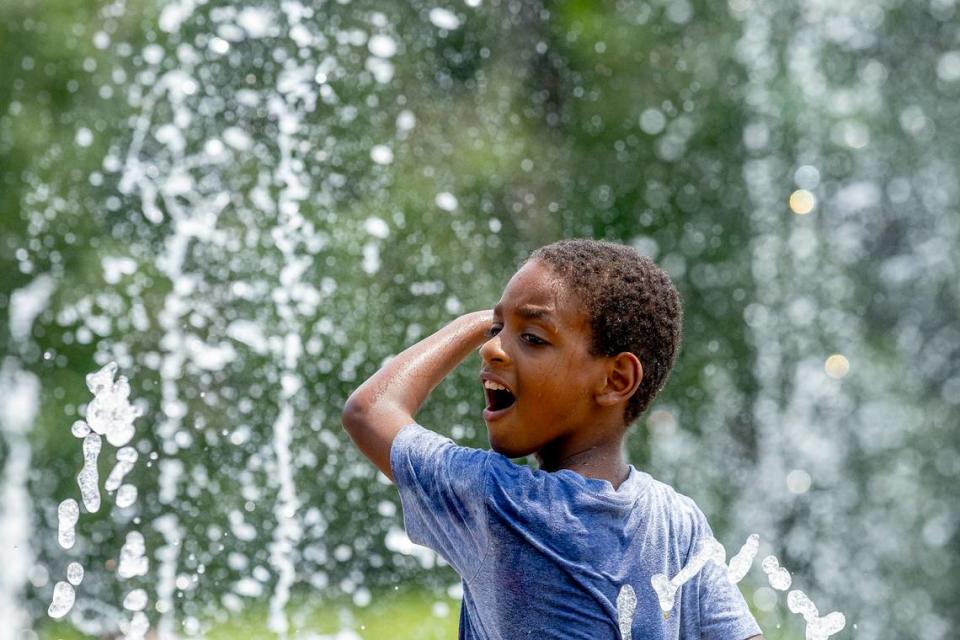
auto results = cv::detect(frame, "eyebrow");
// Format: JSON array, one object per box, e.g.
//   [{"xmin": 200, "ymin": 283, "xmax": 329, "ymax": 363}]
[{"xmin": 493, "ymin": 304, "xmax": 556, "ymax": 323}]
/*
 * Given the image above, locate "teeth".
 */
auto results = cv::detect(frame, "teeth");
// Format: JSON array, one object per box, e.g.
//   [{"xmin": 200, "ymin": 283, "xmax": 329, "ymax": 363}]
[{"xmin": 483, "ymin": 380, "xmax": 510, "ymax": 392}]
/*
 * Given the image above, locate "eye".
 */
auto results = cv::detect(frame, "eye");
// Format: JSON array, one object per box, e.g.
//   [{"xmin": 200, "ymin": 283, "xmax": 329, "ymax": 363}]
[
  {"xmin": 522, "ymin": 334, "xmax": 547, "ymax": 345},
  {"xmin": 486, "ymin": 324, "xmax": 502, "ymax": 337}
]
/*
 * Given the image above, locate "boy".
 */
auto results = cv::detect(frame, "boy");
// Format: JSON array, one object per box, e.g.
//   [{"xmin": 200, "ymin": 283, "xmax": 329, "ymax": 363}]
[{"xmin": 342, "ymin": 239, "xmax": 763, "ymax": 639}]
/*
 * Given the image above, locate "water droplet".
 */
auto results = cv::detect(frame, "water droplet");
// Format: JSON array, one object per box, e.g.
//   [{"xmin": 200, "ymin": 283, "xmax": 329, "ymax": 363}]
[
  {"xmin": 47, "ymin": 581, "xmax": 75, "ymax": 619},
  {"xmin": 435, "ymin": 192, "xmax": 458, "ymax": 212},
  {"xmin": 762, "ymin": 555, "xmax": 792, "ymax": 590},
  {"xmin": 70, "ymin": 420, "xmax": 91, "ymax": 438},
  {"xmin": 66, "ymin": 562, "xmax": 84, "ymax": 586},
  {"xmin": 368, "ymin": 34, "xmax": 397, "ymax": 58},
  {"xmin": 786, "ymin": 469, "xmax": 812, "ymax": 494},
  {"xmin": 57, "ymin": 499, "xmax": 79, "ymax": 549},
  {"xmin": 77, "ymin": 433, "xmax": 102, "ymax": 513},
  {"xmin": 429, "ymin": 7, "xmax": 461, "ymax": 30},
  {"xmin": 370, "ymin": 144, "xmax": 394, "ymax": 165},
  {"xmin": 116, "ymin": 484, "xmax": 138, "ymax": 508},
  {"xmin": 75, "ymin": 128, "xmax": 94, "ymax": 148},
  {"xmin": 123, "ymin": 588, "xmax": 149, "ymax": 611},
  {"xmin": 639, "ymin": 108, "xmax": 666, "ymax": 135},
  {"xmin": 117, "ymin": 531, "xmax": 149, "ymax": 579}
]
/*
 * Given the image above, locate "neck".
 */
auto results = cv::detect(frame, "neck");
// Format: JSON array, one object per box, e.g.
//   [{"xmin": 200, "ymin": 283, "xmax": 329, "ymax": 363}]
[{"xmin": 536, "ymin": 436, "xmax": 629, "ymax": 489}]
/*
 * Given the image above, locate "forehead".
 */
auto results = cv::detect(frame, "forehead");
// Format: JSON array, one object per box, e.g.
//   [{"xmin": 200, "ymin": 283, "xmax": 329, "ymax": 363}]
[{"xmin": 495, "ymin": 260, "xmax": 587, "ymax": 330}]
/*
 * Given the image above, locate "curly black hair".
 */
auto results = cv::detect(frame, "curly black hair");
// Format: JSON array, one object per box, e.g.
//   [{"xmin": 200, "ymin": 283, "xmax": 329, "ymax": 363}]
[{"xmin": 525, "ymin": 239, "xmax": 683, "ymax": 427}]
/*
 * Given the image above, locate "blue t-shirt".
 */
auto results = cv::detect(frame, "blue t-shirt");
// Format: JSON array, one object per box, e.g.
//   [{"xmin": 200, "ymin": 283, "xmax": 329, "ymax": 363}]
[{"xmin": 390, "ymin": 423, "xmax": 762, "ymax": 640}]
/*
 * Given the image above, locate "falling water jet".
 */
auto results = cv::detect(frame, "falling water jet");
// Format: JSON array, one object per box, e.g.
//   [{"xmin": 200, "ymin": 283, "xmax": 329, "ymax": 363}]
[
  {"xmin": 153, "ymin": 513, "xmax": 182, "ymax": 639},
  {"xmin": 55, "ymin": 0, "xmax": 401, "ymax": 634},
  {"xmin": 0, "ymin": 359, "xmax": 40, "ymax": 636}
]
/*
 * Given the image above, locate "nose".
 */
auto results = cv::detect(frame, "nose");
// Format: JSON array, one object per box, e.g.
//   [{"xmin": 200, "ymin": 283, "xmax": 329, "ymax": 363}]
[{"xmin": 479, "ymin": 332, "xmax": 509, "ymax": 365}]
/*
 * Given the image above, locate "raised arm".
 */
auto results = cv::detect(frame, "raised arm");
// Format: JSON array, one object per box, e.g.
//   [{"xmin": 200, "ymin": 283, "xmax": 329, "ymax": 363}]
[{"xmin": 341, "ymin": 310, "xmax": 492, "ymax": 481}]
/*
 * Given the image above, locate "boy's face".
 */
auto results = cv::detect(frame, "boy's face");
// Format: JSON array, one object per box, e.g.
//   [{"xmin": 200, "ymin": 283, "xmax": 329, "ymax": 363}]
[{"xmin": 479, "ymin": 259, "xmax": 610, "ymax": 458}]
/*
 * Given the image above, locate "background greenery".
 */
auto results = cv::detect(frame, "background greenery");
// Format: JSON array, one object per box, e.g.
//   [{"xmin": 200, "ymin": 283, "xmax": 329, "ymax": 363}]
[{"xmin": 2, "ymin": 0, "xmax": 957, "ymax": 638}]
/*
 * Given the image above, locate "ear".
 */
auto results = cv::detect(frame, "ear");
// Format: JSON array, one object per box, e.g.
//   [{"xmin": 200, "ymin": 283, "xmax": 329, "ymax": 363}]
[{"xmin": 595, "ymin": 352, "xmax": 643, "ymax": 407}]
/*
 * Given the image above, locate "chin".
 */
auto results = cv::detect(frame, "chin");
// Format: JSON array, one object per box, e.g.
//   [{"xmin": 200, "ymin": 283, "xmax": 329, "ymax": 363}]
[{"xmin": 487, "ymin": 432, "xmax": 531, "ymax": 459}]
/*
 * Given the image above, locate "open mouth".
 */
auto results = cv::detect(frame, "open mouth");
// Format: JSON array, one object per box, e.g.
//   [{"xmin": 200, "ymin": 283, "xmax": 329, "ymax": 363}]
[{"xmin": 483, "ymin": 382, "xmax": 516, "ymax": 420}]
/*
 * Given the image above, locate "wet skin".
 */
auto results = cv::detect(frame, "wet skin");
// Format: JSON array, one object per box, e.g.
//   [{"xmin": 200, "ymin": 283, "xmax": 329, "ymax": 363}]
[{"xmin": 479, "ymin": 259, "xmax": 643, "ymax": 489}]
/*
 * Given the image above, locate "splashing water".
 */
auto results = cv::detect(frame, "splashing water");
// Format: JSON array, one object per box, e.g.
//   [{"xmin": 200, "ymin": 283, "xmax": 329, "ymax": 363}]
[
  {"xmin": 47, "ymin": 582, "xmax": 76, "ymax": 619},
  {"xmin": 727, "ymin": 534, "xmax": 759, "ymax": 584},
  {"xmin": 51, "ymin": 362, "xmax": 146, "ymax": 628},
  {"xmin": 116, "ymin": 484, "xmax": 138, "ymax": 508},
  {"xmin": 105, "ymin": 446, "xmax": 138, "ymax": 492},
  {"xmin": 268, "ymin": 404, "xmax": 302, "ymax": 638},
  {"xmin": 117, "ymin": 531, "xmax": 149, "ymax": 580},
  {"xmin": 651, "ymin": 537, "xmax": 726, "ymax": 617},
  {"xmin": 616, "ymin": 584, "xmax": 637, "ymax": 640},
  {"xmin": 761, "ymin": 555, "xmax": 792, "ymax": 591},
  {"xmin": 641, "ymin": 534, "xmax": 844, "ymax": 640},
  {"xmin": 76, "ymin": 434, "xmax": 102, "ymax": 513},
  {"xmin": 84, "ymin": 362, "xmax": 141, "ymax": 447},
  {"xmin": 57, "ymin": 499, "xmax": 80, "ymax": 549},
  {"xmin": 788, "ymin": 590, "xmax": 846, "ymax": 640}
]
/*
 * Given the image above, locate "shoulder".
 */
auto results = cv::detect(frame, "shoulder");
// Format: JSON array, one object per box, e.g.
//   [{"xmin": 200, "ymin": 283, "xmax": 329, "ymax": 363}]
[
  {"xmin": 391, "ymin": 423, "xmax": 491, "ymax": 464},
  {"xmin": 390, "ymin": 423, "xmax": 509, "ymax": 489},
  {"xmin": 483, "ymin": 456, "xmax": 605, "ymax": 511},
  {"xmin": 645, "ymin": 475, "xmax": 703, "ymax": 513},
  {"xmin": 643, "ymin": 476, "xmax": 711, "ymax": 545}
]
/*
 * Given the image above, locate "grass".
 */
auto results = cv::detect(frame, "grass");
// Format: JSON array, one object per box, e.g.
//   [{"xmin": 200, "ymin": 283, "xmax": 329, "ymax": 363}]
[
  {"xmin": 207, "ymin": 589, "xmax": 460, "ymax": 639},
  {"xmin": 37, "ymin": 588, "xmax": 461, "ymax": 639}
]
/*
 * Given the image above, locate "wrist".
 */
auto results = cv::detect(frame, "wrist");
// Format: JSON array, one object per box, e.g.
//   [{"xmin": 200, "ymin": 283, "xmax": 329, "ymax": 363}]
[
  {"xmin": 461, "ymin": 309, "xmax": 493, "ymax": 324},
  {"xmin": 459, "ymin": 309, "xmax": 493, "ymax": 342}
]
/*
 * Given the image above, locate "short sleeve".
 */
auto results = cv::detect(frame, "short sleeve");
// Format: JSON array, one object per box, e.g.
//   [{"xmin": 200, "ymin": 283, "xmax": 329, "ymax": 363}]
[
  {"xmin": 693, "ymin": 509, "xmax": 764, "ymax": 640},
  {"xmin": 389, "ymin": 423, "xmax": 492, "ymax": 581}
]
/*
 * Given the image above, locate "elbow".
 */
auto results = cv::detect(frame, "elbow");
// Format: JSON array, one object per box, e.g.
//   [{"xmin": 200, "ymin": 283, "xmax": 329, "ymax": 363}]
[{"xmin": 341, "ymin": 392, "xmax": 373, "ymax": 433}]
